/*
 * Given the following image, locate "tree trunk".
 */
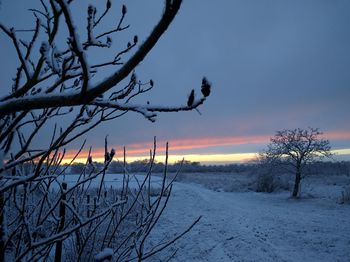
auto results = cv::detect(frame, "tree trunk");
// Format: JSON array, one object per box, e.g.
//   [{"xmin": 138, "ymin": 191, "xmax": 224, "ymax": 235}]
[{"xmin": 292, "ymin": 163, "xmax": 301, "ymax": 198}]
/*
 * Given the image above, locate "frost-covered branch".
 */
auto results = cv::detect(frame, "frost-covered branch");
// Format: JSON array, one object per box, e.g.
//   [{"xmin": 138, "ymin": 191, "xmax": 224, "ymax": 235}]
[
  {"xmin": 0, "ymin": 0, "xmax": 188, "ymax": 116},
  {"xmin": 1, "ymin": 1, "xmax": 208, "ymax": 260}
]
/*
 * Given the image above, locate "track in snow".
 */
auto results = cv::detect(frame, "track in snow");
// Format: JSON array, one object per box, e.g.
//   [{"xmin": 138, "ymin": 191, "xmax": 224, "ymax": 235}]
[{"xmin": 149, "ymin": 182, "xmax": 350, "ymax": 262}]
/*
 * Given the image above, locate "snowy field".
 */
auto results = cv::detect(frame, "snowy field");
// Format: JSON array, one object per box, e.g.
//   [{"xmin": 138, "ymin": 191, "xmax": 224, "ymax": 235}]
[
  {"xmin": 145, "ymin": 173, "xmax": 350, "ymax": 262},
  {"xmin": 55, "ymin": 173, "xmax": 164, "ymax": 190},
  {"xmin": 58, "ymin": 172, "xmax": 350, "ymax": 261}
]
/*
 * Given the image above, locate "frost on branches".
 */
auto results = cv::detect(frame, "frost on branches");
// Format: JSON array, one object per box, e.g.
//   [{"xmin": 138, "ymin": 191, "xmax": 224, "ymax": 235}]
[{"xmin": 0, "ymin": 0, "xmax": 210, "ymax": 261}]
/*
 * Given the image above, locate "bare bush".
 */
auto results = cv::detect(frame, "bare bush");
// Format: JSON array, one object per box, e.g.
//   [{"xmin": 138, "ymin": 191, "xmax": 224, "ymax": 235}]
[
  {"xmin": 0, "ymin": 0, "xmax": 210, "ymax": 261},
  {"xmin": 2, "ymin": 139, "xmax": 201, "ymax": 261},
  {"xmin": 340, "ymin": 186, "xmax": 350, "ymax": 205},
  {"xmin": 255, "ymin": 172, "xmax": 275, "ymax": 193}
]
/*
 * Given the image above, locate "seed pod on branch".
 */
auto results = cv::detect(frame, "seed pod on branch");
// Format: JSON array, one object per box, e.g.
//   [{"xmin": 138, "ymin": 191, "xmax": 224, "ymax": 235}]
[
  {"xmin": 122, "ymin": 4, "xmax": 127, "ymax": 15},
  {"xmin": 88, "ymin": 5, "xmax": 94, "ymax": 15},
  {"xmin": 110, "ymin": 148, "xmax": 115, "ymax": 159},
  {"xmin": 105, "ymin": 152, "xmax": 110, "ymax": 162},
  {"xmin": 106, "ymin": 37, "xmax": 112, "ymax": 47},
  {"xmin": 131, "ymin": 72, "xmax": 137, "ymax": 83},
  {"xmin": 201, "ymin": 77, "xmax": 211, "ymax": 97},
  {"xmin": 106, "ymin": 0, "xmax": 111, "ymax": 9},
  {"xmin": 187, "ymin": 89, "xmax": 195, "ymax": 107}
]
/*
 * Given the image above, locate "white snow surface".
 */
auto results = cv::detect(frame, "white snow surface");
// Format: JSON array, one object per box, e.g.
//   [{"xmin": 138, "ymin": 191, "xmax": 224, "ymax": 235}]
[
  {"xmin": 55, "ymin": 173, "xmax": 163, "ymax": 190},
  {"xmin": 95, "ymin": 247, "xmax": 114, "ymax": 261},
  {"xmin": 53, "ymin": 173, "xmax": 350, "ymax": 261},
  {"xmin": 148, "ymin": 181, "xmax": 350, "ymax": 262}
]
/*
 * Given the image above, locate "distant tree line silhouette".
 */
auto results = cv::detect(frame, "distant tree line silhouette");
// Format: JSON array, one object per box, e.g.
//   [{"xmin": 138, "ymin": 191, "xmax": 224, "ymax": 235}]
[{"xmin": 65, "ymin": 160, "xmax": 350, "ymax": 176}]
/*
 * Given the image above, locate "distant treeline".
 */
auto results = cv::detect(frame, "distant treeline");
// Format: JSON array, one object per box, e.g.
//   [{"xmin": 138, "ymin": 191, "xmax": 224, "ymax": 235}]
[
  {"xmin": 10, "ymin": 160, "xmax": 350, "ymax": 176},
  {"xmin": 67, "ymin": 160, "xmax": 253, "ymax": 174},
  {"xmin": 65, "ymin": 160, "xmax": 350, "ymax": 176}
]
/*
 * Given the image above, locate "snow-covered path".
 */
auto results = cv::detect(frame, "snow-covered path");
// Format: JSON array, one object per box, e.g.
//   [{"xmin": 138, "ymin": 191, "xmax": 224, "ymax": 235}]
[{"xmin": 151, "ymin": 182, "xmax": 350, "ymax": 262}]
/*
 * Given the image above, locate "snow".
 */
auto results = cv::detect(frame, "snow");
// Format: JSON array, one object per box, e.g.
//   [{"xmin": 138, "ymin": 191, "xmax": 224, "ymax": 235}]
[
  {"xmin": 147, "ymin": 179, "xmax": 350, "ymax": 261},
  {"xmin": 95, "ymin": 247, "xmax": 114, "ymax": 261},
  {"xmin": 56, "ymin": 173, "xmax": 163, "ymax": 190},
  {"xmin": 37, "ymin": 172, "xmax": 350, "ymax": 261}
]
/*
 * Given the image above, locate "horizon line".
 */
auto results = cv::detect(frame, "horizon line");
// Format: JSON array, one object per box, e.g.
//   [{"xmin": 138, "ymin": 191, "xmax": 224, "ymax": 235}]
[{"xmin": 61, "ymin": 148, "xmax": 350, "ymax": 165}]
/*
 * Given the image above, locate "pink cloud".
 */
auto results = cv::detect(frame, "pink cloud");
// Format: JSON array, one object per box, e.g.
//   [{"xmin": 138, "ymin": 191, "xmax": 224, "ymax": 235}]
[{"xmin": 62, "ymin": 130, "xmax": 350, "ymax": 161}]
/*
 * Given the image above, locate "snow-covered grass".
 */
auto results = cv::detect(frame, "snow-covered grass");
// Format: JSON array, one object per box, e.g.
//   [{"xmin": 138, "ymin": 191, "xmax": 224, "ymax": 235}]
[
  {"xmin": 148, "ymin": 176, "xmax": 350, "ymax": 261},
  {"xmin": 57, "ymin": 173, "xmax": 164, "ymax": 190},
  {"xmin": 168, "ymin": 171, "xmax": 350, "ymax": 200},
  {"xmin": 3, "ymin": 171, "xmax": 177, "ymax": 261},
  {"xmin": 146, "ymin": 172, "xmax": 350, "ymax": 261},
  {"xmin": 171, "ymin": 171, "xmax": 256, "ymax": 192},
  {"xmin": 12, "ymin": 171, "xmax": 347, "ymax": 261}
]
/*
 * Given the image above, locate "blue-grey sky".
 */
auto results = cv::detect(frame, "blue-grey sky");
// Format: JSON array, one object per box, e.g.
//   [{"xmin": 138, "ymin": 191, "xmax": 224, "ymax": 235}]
[{"xmin": 1, "ymin": 0, "xmax": 350, "ymax": 163}]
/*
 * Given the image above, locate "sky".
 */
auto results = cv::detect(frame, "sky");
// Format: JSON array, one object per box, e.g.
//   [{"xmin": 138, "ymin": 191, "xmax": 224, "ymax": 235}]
[{"xmin": 1, "ymin": 0, "xmax": 350, "ymax": 164}]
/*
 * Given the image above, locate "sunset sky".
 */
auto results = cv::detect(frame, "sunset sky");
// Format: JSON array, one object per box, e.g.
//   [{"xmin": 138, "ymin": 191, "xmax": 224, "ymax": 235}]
[{"xmin": 1, "ymin": 0, "xmax": 349, "ymax": 164}]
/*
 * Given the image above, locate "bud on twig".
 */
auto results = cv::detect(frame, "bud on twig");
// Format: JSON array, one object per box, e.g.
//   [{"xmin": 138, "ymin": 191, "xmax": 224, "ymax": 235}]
[
  {"xmin": 106, "ymin": 36, "xmax": 112, "ymax": 47},
  {"xmin": 106, "ymin": 0, "xmax": 111, "ymax": 9},
  {"xmin": 122, "ymin": 5, "xmax": 127, "ymax": 15},
  {"xmin": 105, "ymin": 152, "xmax": 110, "ymax": 162},
  {"xmin": 88, "ymin": 5, "xmax": 94, "ymax": 15},
  {"xmin": 39, "ymin": 42, "xmax": 48, "ymax": 55},
  {"xmin": 201, "ymin": 77, "xmax": 211, "ymax": 97},
  {"xmin": 131, "ymin": 72, "xmax": 137, "ymax": 83},
  {"xmin": 110, "ymin": 148, "xmax": 115, "ymax": 158},
  {"xmin": 187, "ymin": 89, "xmax": 195, "ymax": 107}
]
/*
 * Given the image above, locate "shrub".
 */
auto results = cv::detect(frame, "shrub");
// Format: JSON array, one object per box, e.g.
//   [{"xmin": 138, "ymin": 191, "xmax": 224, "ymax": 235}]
[
  {"xmin": 340, "ymin": 186, "xmax": 350, "ymax": 204},
  {"xmin": 255, "ymin": 172, "xmax": 276, "ymax": 193}
]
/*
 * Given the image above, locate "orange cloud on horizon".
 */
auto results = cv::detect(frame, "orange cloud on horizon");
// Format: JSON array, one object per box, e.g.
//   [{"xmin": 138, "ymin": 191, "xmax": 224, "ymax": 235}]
[
  {"xmin": 62, "ymin": 134, "xmax": 270, "ymax": 161},
  {"xmin": 61, "ymin": 130, "xmax": 350, "ymax": 163},
  {"xmin": 324, "ymin": 130, "xmax": 350, "ymax": 140}
]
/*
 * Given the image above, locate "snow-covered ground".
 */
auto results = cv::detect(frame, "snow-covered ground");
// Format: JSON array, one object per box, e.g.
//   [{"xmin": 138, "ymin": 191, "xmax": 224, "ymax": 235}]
[
  {"xmin": 56, "ymin": 173, "xmax": 350, "ymax": 261},
  {"xmin": 55, "ymin": 173, "xmax": 163, "ymax": 189},
  {"xmin": 148, "ymin": 179, "xmax": 350, "ymax": 262}
]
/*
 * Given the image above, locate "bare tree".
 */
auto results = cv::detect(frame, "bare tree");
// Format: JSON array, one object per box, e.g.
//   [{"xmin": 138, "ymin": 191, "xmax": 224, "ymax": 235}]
[
  {"xmin": 0, "ymin": 0, "xmax": 210, "ymax": 260},
  {"xmin": 262, "ymin": 128, "xmax": 332, "ymax": 198}
]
